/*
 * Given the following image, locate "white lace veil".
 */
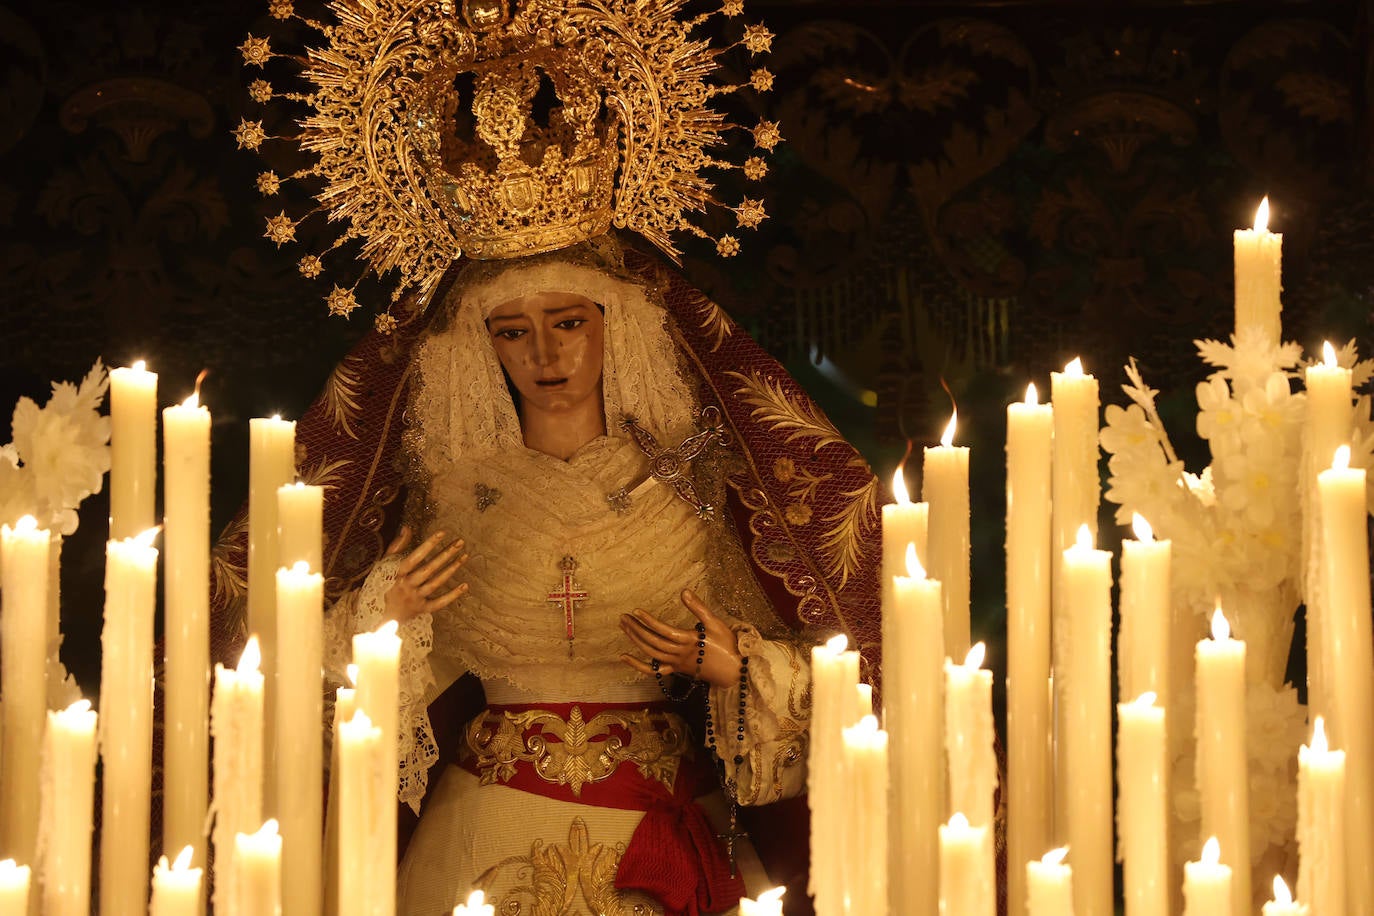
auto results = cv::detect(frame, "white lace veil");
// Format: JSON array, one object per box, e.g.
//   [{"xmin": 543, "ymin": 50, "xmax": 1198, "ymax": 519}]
[{"xmin": 410, "ymin": 236, "xmax": 701, "ymax": 481}]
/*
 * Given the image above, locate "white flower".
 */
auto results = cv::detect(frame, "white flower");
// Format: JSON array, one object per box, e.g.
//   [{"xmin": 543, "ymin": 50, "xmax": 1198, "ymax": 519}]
[
  {"xmin": 1195, "ymin": 376, "xmax": 1242, "ymax": 450},
  {"xmin": 1238, "ymin": 371, "xmax": 1302, "ymax": 445},
  {"xmin": 11, "ymin": 360, "xmax": 111, "ymax": 533},
  {"xmin": 1099, "ymin": 403, "xmax": 1155, "ymax": 456},
  {"xmin": 0, "ymin": 453, "xmax": 36, "ymax": 528}
]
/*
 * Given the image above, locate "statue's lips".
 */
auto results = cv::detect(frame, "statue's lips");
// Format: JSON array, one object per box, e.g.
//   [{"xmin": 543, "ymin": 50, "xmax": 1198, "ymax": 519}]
[{"xmin": 536, "ymin": 378, "xmax": 569, "ymax": 387}]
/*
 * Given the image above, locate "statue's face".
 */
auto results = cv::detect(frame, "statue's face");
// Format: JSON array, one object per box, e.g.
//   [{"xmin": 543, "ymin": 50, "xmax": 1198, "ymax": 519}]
[{"xmin": 487, "ymin": 291, "xmax": 604, "ymax": 416}]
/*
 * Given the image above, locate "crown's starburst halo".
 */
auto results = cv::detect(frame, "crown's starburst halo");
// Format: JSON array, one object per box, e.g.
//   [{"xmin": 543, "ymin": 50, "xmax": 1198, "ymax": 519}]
[{"xmin": 239, "ymin": 0, "xmax": 779, "ymax": 317}]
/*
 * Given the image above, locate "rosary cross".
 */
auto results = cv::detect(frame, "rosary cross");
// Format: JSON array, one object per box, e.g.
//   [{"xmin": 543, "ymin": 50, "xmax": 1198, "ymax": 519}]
[{"xmin": 546, "ymin": 556, "xmax": 589, "ymax": 658}]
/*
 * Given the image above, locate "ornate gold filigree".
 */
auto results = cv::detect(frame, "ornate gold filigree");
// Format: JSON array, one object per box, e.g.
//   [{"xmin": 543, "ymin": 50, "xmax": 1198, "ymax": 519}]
[
  {"xmin": 241, "ymin": 0, "xmax": 779, "ymax": 314},
  {"xmin": 725, "ymin": 369, "xmax": 849, "ymax": 453},
  {"xmin": 464, "ymin": 706, "xmax": 689, "ymax": 796}
]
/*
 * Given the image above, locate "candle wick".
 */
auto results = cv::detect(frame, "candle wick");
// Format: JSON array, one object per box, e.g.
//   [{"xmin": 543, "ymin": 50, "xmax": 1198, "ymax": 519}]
[{"xmin": 194, "ymin": 368, "xmax": 208, "ymax": 400}]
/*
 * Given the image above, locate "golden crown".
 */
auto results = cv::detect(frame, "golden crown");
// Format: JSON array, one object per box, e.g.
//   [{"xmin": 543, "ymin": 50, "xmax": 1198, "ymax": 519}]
[{"xmin": 236, "ymin": 0, "xmax": 780, "ymax": 328}]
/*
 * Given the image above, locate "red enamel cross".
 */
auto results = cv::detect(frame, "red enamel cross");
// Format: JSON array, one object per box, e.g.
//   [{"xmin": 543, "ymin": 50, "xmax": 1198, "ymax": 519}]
[{"xmin": 547, "ymin": 556, "xmax": 588, "ymax": 655}]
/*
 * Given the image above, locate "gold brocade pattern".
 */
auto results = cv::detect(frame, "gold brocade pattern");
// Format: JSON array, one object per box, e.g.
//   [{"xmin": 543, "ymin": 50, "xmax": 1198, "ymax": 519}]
[
  {"xmin": 464, "ymin": 706, "xmax": 689, "ymax": 796},
  {"xmin": 474, "ymin": 818, "xmax": 661, "ymax": 916}
]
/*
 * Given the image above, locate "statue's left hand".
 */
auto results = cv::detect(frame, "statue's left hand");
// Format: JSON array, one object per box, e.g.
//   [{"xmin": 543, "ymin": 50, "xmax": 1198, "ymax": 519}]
[{"xmin": 619, "ymin": 589, "xmax": 742, "ymax": 689}]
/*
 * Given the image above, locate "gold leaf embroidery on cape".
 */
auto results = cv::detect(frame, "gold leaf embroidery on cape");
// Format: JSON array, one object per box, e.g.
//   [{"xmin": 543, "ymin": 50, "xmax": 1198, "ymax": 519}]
[
  {"xmin": 725, "ymin": 369, "xmax": 847, "ymax": 453},
  {"xmin": 210, "ymin": 513, "xmax": 249, "ymax": 611},
  {"xmin": 689, "ymin": 289, "xmax": 734, "ymax": 352},
  {"xmin": 322, "ymin": 354, "xmax": 365, "ymax": 439},
  {"xmin": 299, "ymin": 456, "xmax": 353, "ymax": 491},
  {"xmin": 818, "ymin": 471, "xmax": 880, "ymax": 590}
]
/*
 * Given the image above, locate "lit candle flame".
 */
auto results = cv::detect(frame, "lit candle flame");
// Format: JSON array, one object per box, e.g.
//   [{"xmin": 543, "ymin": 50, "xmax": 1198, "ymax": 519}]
[
  {"xmin": 180, "ymin": 390, "xmax": 200, "ymax": 409},
  {"xmin": 824, "ymin": 634, "xmax": 849, "ymax": 655},
  {"xmin": 251, "ymin": 819, "xmax": 279, "ymax": 839},
  {"xmin": 754, "ymin": 887, "xmax": 786, "ymax": 904},
  {"xmin": 171, "ymin": 845, "xmax": 195, "ymax": 871},
  {"xmin": 1042, "ymin": 847, "xmax": 1069, "ymax": 867},
  {"xmin": 271, "ymin": 413, "xmax": 282, "ymax": 422},
  {"xmin": 1333, "ymin": 444, "xmax": 1352, "ymax": 471},
  {"xmin": 132, "ymin": 359, "xmax": 148, "ymax": 372},
  {"xmin": 346, "ymin": 663, "xmax": 359, "ymax": 686},
  {"xmin": 1201, "ymin": 836, "xmax": 1221, "ymax": 865},
  {"xmin": 1064, "ymin": 357, "xmax": 1084, "ymax": 377},
  {"xmin": 1132, "ymin": 513, "xmax": 1154, "ymax": 543},
  {"xmin": 346, "ymin": 709, "xmax": 373, "ymax": 729},
  {"xmin": 905, "ymin": 542, "xmax": 925, "ymax": 580},
  {"xmin": 1272, "ymin": 875, "xmax": 1292, "ymax": 905},
  {"xmin": 13, "ymin": 514, "xmax": 37, "ymax": 534},
  {"xmin": 948, "ymin": 812, "xmax": 970, "ymax": 830},
  {"xmin": 1311, "ymin": 716, "xmax": 1328, "ymax": 753},
  {"xmin": 378, "ymin": 619, "xmax": 399, "ymax": 638},
  {"xmin": 1323, "ymin": 341, "xmax": 1338, "ymax": 368},
  {"xmin": 1254, "ymin": 197, "xmax": 1270, "ymax": 232},
  {"xmin": 294, "ymin": 480, "xmax": 306, "ymax": 489},
  {"xmin": 1075, "ymin": 524, "xmax": 1093, "ymax": 550},
  {"xmin": 940, "ymin": 410, "xmax": 957, "ymax": 448},
  {"xmin": 290, "ymin": 560, "xmax": 311, "ymax": 576},
  {"xmin": 465, "ymin": 890, "xmax": 487, "ymax": 909},
  {"xmin": 1211, "ymin": 607, "xmax": 1231, "ymax": 642},
  {"xmin": 238, "ymin": 636, "xmax": 262, "ymax": 674},
  {"xmin": 893, "ymin": 466, "xmax": 910, "ymax": 506},
  {"xmin": 964, "ymin": 642, "xmax": 986, "ymax": 669},
  {"xmin": 853, "ymin": 714, "xmax": 879, "ymax": 734},
  {"xmin": 63, "ymin": 698, "xmax": 93, "ymax": 715},
  {"xmin": 1132, "ymin": 691, "xmax": 1158, "ymax": 708},
  {"xmin": 133, "ymin": 526, "xmax": 161, "ymax": 549},
  {"xmin": 1025, "ymin": 382, "xmax": 1038, "ymax": 406}
]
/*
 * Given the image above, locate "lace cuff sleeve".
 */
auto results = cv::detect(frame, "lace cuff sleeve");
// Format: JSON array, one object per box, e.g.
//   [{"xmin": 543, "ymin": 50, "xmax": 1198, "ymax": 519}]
[
  {"xmin": 707, "ymin": 624, "xmax": 811, "ymax": 806},
  {"xmin": 322, "ymin": 556, "xmax": 440, "ymax": 814}
]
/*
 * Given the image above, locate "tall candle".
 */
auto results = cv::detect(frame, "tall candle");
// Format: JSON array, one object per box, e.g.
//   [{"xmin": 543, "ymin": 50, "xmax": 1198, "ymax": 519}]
[
  {"xmin": 841, "ymin": 715, "xmax": 888, "ymax": 916},
  {"xmin": 452, "ymin": 890, "xmax": 496, "ymax": 916},
  {"xmin": 808, "ymin": 634, "xmax": 860, "ymax": 916},
  {"xmin": 162, "ymin": 388, "xmax": 211, "ymax": 865},
  {"xmin": 739, "ymin": 887, "xmax": 785, "ymax": 916},
  {"xmin": 324, "ymin": 675, "xmax": 357, "ymax": 916},
  {"xmin": 276, "ymin": 562, "xmax": 324, "ymax": 916},
  {"xmin": 249, "ymin": 413, "xmax": 296, "ymax": 812},
  {"xmin": 278, "ymin": 481, "xmax": 323, "ymax": 573},
  {"xmin": 0, "ymin": 515, "xmax": 49, "ymax": 866},
  {"xmin": 1184, "ymin": 838, "xmax": 1232, "ymax": 916},
  {"xmin": 1233, "ymin": 197, "xmax": 1282, "ymax": 344},
  {"xmin": 945, "ymin": 642, "xmax": 996, "ymax": 829},
  {"xmin": 882, "ymin": 466, "xmax": 929, "ymax": 592},
  {"xmin": 1117, "ymin": 692, "xmax": 1168, "ymax": 916},
  {"xmin": 1005, "ymin": 381, "xmax": 1053, "ymax": 916},
  {"xmin": 1119, "ymin": 515, "xmax": 1172, "ymax": 705},
  {"xmin": 1194, "ymin": 608, "xmax": 1250, "ymax": 916},
  {"xmin": 354, "ymin": 621, "xmax": 401, "ymax": 916},
  {"xmin": 109, "ymin": 360, "xmax": 158, "ymax": 540},
  {"xmin": 236, "ymin": 819, "xmax": 282, "ymax": 916},
  {"xmin": 1296, "ymin": 716, "xmax": 1345, "ymax": 916},
  {"xmin": 886, "ymin": 548, "xmax": 943, "ymax": 916},
  {"xmin": 1261, "ymin": 876, "xmax": 1308, "ymax": 916},
  {"xmin": 1027, "ymin": 847, "xmax": 1074, "ymax": 916},
  {"xmin": 338, "ymin": 711, "xmax": 382, "ymax": 916},
  {"xmin": 1050, "ymin": 357, "xmax": 1100, "ymax": 843},
  {"xmin": 151, "ymin": 846, "xmax": 203, "ymax": 916},
  {"xmin": 1061, "ymin": 525, "xmax": 1113, "ymax": 916},
  {"xmin": 41, "ymin": 699, "xmax": 98, "ymax": 916},
  {"xmin": 1317, "ymin": 445, "xmax": 1374, "ymax": 915},
  {"xmin": 212, "ymin": 637, "xmax": 265, "ymax": 916},
  {"xmin": 0, "ymin": 861, "xmax": 30, "ymax": 913},
  {"xmin": 923, "ymin": 410, "xmax": 970, "ymax": 659},
  {"xmin": 99, "ymin": 527, "xmax": 159, "ymax": 916},
  {"xmin": 939, "ymin": 813, "xmax": 994, "ymax": 916}
]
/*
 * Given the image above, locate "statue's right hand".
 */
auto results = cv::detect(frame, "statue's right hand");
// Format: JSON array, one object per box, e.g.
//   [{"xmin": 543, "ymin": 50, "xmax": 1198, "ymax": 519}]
[{"xmin": 383, "ymin": 526, "xmax": 469, "ymax": 623}]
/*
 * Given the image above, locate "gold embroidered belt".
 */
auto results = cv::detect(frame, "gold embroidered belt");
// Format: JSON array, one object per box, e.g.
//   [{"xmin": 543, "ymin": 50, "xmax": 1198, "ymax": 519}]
[{"xmin": 461, "ymin": 702, "xmax": 695, "ymax": 798}]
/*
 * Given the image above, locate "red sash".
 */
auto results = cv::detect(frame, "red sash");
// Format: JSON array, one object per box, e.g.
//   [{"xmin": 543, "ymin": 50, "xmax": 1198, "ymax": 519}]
[{"xmin": 459, "ymin": 701, "xmax": 746, "ymax": 915}]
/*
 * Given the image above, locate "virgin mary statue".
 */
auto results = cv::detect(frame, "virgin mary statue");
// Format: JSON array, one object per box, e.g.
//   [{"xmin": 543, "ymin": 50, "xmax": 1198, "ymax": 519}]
[{"xmin": 212, "ymin": 2, "xmax": 886, "ymax": 914}]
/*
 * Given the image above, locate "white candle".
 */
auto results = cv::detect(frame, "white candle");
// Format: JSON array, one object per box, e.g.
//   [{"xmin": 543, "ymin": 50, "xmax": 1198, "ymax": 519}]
[
  {"xmin": 0, "ymin": 515, "xmax": 49, "ymax": 866},
  {"xmin": 1119, "ymin": 515, "xmax": 1172, "ymax": 705},
  {"xmin": 1184, "ymin": 838, "xmax": 1233, "ymax": 916},
  {"xmin": 0, "ymin": 860, "xmax": 30, "ymax": 913},
  {"xmin": 109, "ymin": 360, "xmax": 158, "ymax": 540},
  {"xmin": 841, "ymin": 715, "xmax": 888, "ymax": 916},
  {"xmin": 353, "ymin": 621, "xmax": 401, "ymax": 916},
  {"xmin": 151, "ymin": 846, "xmax": 203, "ymax": 916},
  {"xmin": 1050, "ymin": 357, "xmax": 1099, "ymax": 845},
  {"xmin": 249, "ymin": 413, "xmax": 296, "ymax": 810},
  {"xmin": 338, "ymin": 710, "xmax": 382, "ymax": 916},
  {"xmin": 1117, "ymin": 692, "xmax": 1168, "ymax": 916},
  {"xmin": 945, "ymin": 642, "xmax": 996, "ymax": 829},
  {"xmin": 278, "ymin": 481, "xmax": 323, "ymax": 573},
  {"xmin": 99, "ymin": 527, "xmax": 159, "ymax": 916},
  {"xmin": 324, "ymin": 677, "xmax": 357, "ymax": 916},
  {"xmin": 854, "ymin": 682, "xmax": 873, "ymax": 720},
  {"xmin": 236, "ymin": 819, "xmax": 282, "ymax": 916},
  {"xmin": 808, "ymin": 634, "xmax": 859, "ymax": 916},
  {"xmin": 885, "ymin": 548, "xmax": 943, "ymax": 916},
  {"xmin": 1296, "ymin": 716, "xmax": 1345, "ymax": 915},
  {"xmin": 162, "ymin": 388, "xmax": 211, "ymax": 865},
  {"xmin": 882, "ymin": 466, "xmax": 929, "ymax": 590},
  {"xmin": 1027, "ymin": 847, "xmax": 1074, "ymax": 916},
  {"xmin": 452, "ymin": 890, "xmax": 496, "ymax": 915},
  {"xmin": 739, "ymin": 887, "xmax": 785, "ymax": 916},
  {"xmin": 1005, "ymin": 381, "xmax": 1053, "ymax": 916},
  {"xmin": 1194, "ymin": 608, "xmax": 1250, "ymax": 916},
  {"xmin": 41, "ymin": 699, "xmax": 98, "ymax": 916},
  {"xmin": 1061, "ymin": 524, "xmax": 1113, "ymax": 916},
  {"xmin": 1302, "ymin": 342, "xmax": 1352, "ymax": 724},
  {"xmin": 1233, "ymin": 197, "xmax": 1283, "ymax": 344},
  {"xmin": 1261, "ymin": 876, "xmax": 1308, "ymax": 916},
  {"xmin": 1318, "ymin": 445, "xmax": 1374, "ymax": 915},
  {"xmin": 938, "ymin": 812, "xmax": 993, "ymax": 916},
  {"xmin": 212, "ymin": 637, "xmax": 265, "ymax": 916},
  {"xmin": 276, "ymin": 562, "xmax": 324, "ymax": 916},
  {"xmin": 923, "ymin": 410, "xmax": 970, "ymax": 659}
]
